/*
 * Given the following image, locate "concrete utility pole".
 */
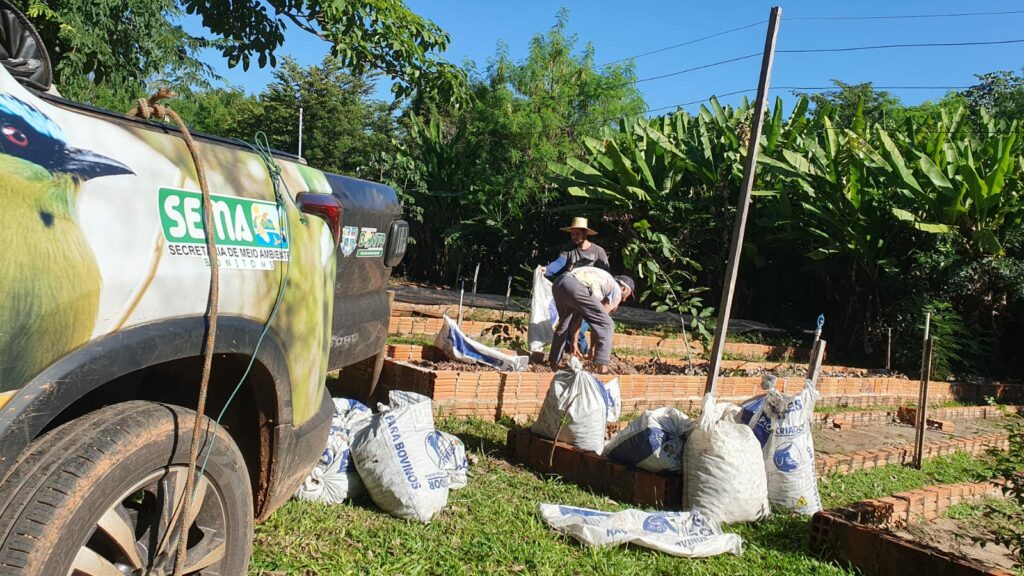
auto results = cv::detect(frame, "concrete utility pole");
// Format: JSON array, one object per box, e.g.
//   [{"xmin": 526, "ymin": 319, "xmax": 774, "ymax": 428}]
[{"xmin": 704, "ymin": 6, "xmax": 782, "ymax": 395}]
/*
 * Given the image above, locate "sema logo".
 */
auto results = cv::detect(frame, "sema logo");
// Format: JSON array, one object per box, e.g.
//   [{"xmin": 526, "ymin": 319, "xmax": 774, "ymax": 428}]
[{"xmin": 158, "ymin": 187, "xmax": 290, "ymax": 270}]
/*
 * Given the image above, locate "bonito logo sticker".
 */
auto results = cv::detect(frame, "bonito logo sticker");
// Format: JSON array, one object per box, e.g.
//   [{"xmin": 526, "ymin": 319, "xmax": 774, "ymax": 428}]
[
  {"xmin": 158, "ymin": 187, "xmax": 290, "ymax": 270},
  {"xmin": 356, "ymin": 227, "xmax": 387, "ymax": 258}
]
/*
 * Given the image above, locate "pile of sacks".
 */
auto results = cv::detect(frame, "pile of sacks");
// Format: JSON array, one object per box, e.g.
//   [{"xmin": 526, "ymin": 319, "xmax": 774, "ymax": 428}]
[
  {"xmin": 536, "ymin": 368, "xmax": 822, "ymax": 558},
  {"xmin": 294, "ymin": 391, "xmax": 469, "ymax": 523}
]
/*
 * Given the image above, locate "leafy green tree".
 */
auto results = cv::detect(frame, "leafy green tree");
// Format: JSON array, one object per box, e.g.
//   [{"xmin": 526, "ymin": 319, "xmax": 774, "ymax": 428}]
[
  {"xmin": 16, "ymin": 0, "xmax": 213, "ymax": 106},
  {"xmin": 14, "ymin": 0, "xmax": 463, "ymax": 108},
  {"xmin": 795, "ymin": 80, "xmax": 903, "ymax": 128},
  {"xmin": 172, "ymin": 88, "xmax": 262, "ymax": 139},
  {"xmin": 960, "ymin": 70, "xmax": 1024, "ymax": 121},
  {"xmin": 384, "ymin": 10, "xmax": 646, "ymax": 288},
  {"xmin": 251, "ymin": 57, "xmax": 396, "ymax": 175}
]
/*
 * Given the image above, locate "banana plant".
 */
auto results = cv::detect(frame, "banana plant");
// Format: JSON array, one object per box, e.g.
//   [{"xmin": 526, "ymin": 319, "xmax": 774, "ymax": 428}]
[{"xmin": 880, "ymin": 109, "xmax": 1024, "ymax": 256}]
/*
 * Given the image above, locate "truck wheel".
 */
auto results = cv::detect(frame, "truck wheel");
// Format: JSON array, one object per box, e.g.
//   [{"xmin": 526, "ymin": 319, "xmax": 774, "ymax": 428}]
[{"xmin": 0, "ymin": 401, "xmax": 253, "ymax": 575}]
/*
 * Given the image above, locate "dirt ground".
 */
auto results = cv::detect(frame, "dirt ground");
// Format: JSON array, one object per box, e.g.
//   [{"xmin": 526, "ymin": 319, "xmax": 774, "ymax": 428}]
[
  {"xmin": 416, "ymin": 353, "xmax": 898, "ymax": 379},
  {"xmin": 812, "ymin": 418, "xmax": 1007, "ymax": 455},
  {"xmin": 896, "ymin": 516, "xmax": 1020, "ymax": 572}
]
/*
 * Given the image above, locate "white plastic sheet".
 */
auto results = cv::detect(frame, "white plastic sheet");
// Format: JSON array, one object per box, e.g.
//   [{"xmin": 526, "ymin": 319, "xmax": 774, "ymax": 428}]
[
  {"xmin": 683, "ymin": 393, "xmax": 770, "ymax": 525},
  {"xmin": 539, "ymin": 504, "xmax": 743, "ymax": 558},
  {"xmin": 603, "ymin": 407, "xmax": 693, "ymax": 473},
  {"xmin": 435, "ymin": 315, "xmax": 528, "ymax": 371},
  {"xmin": 528, "ymin": 266, "xmax": 557, "ymax": 352}
]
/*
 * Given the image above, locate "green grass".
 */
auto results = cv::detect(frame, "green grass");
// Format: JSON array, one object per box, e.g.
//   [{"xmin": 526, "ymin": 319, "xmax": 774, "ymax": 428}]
[
  {"xmin": 812, "ymin": 400, "xmax": 979, "ymax": 414},
  {"xmin": 249, "ymin": 419, "xmax": 994, "ymax": 575},
  {"xmin": 387, "ymin": 335, "xmax": 437, "ymax": 347}
]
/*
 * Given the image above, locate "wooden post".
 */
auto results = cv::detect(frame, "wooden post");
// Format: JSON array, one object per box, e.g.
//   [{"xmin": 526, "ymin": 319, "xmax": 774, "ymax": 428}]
[
  {"xmin": 704, "ymin": 6, "xmax": 782, "ymax": 395},
  {"xmin": 912, "ymin": 336, "xmax": 934, "ymax": 469},
  {"xmin": 366, "ymin": 289, "xmax": 396, "ymax": 406},
  {"xmin": 914, "ymin": 312, "xmax": 932, "ymax": 423},
  {"xmin": 472, "ymin": 262, "xmax": 480, "ymax": 295},
  {"xmin": 806, "ymin": 339, "xmax": 826, "ymax": 385},
  {"xmin": 886, "ymin": 327, "xmax": 892, "ymax": 373}
]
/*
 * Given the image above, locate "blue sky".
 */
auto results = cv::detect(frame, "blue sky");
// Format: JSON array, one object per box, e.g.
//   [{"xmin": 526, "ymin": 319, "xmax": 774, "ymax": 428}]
[{"xmin": 200, "ymin": 1, "xmax": 1024, "ymax": 115}]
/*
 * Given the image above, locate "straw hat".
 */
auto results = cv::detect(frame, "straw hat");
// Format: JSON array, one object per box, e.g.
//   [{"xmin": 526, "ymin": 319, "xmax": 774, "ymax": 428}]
[{"xmin": 560, "ymin": 216, "xmax": 597, "ymax": 236}]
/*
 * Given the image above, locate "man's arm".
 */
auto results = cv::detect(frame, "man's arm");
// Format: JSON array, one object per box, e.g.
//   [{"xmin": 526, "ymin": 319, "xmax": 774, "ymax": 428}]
[{"xmin": 544, "ymin": 254, "xmax": 568, "ymax": 278}]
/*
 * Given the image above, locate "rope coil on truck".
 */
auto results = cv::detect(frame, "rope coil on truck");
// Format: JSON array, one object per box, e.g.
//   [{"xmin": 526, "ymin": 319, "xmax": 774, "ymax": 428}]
[
  {"xmin": 127, "ymin": 88, "xmax": 302, "ymax": 575},
  {"xmin": 126, "ymin": 88, "xmax": 220, "ymax": 576}
]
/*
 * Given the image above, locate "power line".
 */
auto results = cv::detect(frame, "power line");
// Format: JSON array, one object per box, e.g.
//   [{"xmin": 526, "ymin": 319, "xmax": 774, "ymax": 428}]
[
  {"xmin": 599, "ymin": 20, "xmax": 766, "ymax": 68},
  {"xmin": 594, "ymin": 9, "xmax": 1024, "ymax": 72},
  {"xmin": 778, "ymin": 85, "xmax": 971, "ymax": 91},
  {"xmin": 778, "ymin": 38, "xmax": 1024, "ymax": 54},
  {"xmin": 610, "ymin": 39, "xmax": 1016, "ymax": 92},
  {"xmin": 788, "ymin": 9, "xmax": 1024, "ymax": 21},
  {"xmin": 614, "ymin": 52, "xmax": 762, "ymax": 89}
]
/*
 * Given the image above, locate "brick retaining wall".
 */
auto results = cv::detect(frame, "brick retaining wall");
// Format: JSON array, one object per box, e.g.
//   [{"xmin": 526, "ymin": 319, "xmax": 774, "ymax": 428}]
[
  {"xmin": 372, "ymin": 358, "xmax": 992, "ymax": 421},
  {"xmin": 809, "ymin": 480, "xmax": 1014, "ymax": 575}
]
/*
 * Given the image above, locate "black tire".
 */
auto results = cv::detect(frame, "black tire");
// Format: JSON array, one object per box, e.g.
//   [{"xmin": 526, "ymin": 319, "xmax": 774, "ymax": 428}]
[{"xmin": 0, "ymin": 401, "xmax": 253, "ymax": 575}]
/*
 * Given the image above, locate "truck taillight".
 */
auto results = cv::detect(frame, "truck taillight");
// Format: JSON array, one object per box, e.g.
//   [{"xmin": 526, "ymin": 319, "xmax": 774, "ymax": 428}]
[
  {"xmin": 385, "ymin": 220, "xmax": 409, "ymax": 267},
  {"xmin": 296, "ymin": 192, "xmax": 343, "ymax": 246}
]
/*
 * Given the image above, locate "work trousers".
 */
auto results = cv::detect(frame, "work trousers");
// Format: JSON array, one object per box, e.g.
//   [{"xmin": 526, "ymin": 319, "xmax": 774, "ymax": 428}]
[{"xmin": 548, "ymin": 274, "xmax": 614, "ymax": 366}]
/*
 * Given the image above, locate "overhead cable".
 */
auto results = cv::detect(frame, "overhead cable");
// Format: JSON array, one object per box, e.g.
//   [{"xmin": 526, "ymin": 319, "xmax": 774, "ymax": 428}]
[
  {"xmin": 778, "ymin": 38, "xmax": 1024, "ymax": 54},
  {"xmin": 599, "ymin": 20, "xmax": 766, "ymax": 67},
  {"xmin": 788, "ymin": 9, "xmax": 1024, "ymax": 21}
]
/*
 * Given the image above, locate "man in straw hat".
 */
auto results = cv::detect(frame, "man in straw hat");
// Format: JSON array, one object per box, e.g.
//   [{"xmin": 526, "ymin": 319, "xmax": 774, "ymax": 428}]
[
  {"xmin": 543, "ymin": 216, "xmax": 610, "ymax": 278},
  {"xmin": 549, "ymin": 267, "xmax": 635, "ymax": 375},
  {"xmin": 542, "ymin": 217, "xmax": 610, "ymax": 357}
]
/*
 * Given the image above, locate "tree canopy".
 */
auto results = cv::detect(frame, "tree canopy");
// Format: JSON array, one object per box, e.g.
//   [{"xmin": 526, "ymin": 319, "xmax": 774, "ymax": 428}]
[{"xmin": 14, "ymin": 0, "xmax": 464, "ymax": 106}]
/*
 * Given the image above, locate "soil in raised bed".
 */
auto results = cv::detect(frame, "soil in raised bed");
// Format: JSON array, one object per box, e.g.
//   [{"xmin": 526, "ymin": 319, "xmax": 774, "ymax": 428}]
[
  {"xmin": 895, "ymin": 510, "xmax": 1021, "ymax": 573},
  {"xmin": 812, "ymin": 418, "xmax": 1006, "ymax": 455}
]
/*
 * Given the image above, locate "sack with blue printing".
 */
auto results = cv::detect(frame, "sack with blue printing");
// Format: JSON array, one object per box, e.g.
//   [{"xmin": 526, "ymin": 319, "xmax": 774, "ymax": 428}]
[
  {"xmin": 683, "ymin": 393, "xmax": 770, "ymax": 524},
  {"xmin": 528, "ymin": 266, "xmax": 558, "ymax": 352},
  {"xmin": 351, "ymin": 391, "xmax": 451, "ymax": 522},
  {"xmin": 293, "ymin": 398, "xmax": 372, "ymax": 503},
  {"xmin": 435, "ymin": 315, "xmax": 529, "ymax": 371},
  {"xmin": 430, "ymin": 431, "xmax": 469, "ymax": 490},
  {"xmin": 740, "ymin": 376, "xmax": 822, "ymax": 515},
  {"xmin": 538, "ymin": 504, "xmax": 742, "ymax": 558},
  {"xmin": 532, "ymin": 357, "xmax": 616, "ymax": 453},
  {"xmin": 603, "ymin": 408, "xmax": 693, "ymax": 473}
]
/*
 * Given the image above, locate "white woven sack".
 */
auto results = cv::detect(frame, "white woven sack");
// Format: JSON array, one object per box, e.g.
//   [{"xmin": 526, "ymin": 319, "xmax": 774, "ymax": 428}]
[
  {"xmin": 427, "ymin": 431, "xmax": 469, "ymax": 490},
  {"xmin": 683, "ymin": 393, "xmax": 770, "ymax": 524},
  {"xmin": 293, "ymin": 398, "xmax": 372, "ymax": 503},
  {"xmin": 538, "ymin": 504, "xmax": 742, "ymax": 558},
  {"xmin": 528, "ymin": 266, "xmax": 557, "ymax": 351},
  {"xmin": 531, "ymin": 357, "xmax": 610, "ymax": 453},
  {"xmin": 351, "ymin": 392, "xmax": 450, "ymax": 522},
  {"xmin": 603, "ymin": 407, "xmax": 693, "ymax": 473},
  {"xmin": 743, "ymin": 377, "xmax": 822, "ymax": 514}
]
